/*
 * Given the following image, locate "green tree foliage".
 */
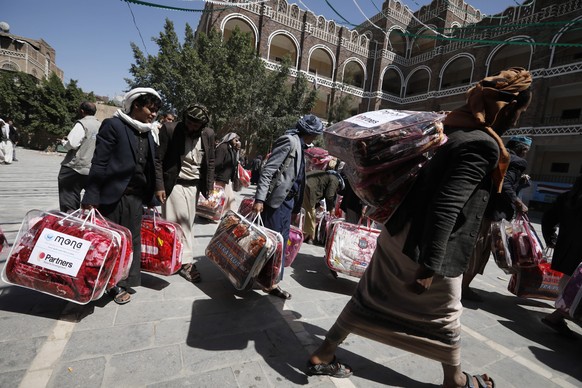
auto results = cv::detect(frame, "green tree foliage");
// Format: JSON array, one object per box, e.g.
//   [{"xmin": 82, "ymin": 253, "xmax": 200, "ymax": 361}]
[
  {"xmin": 0, "ymin": 71, "xmax": 38, "ymax": 126},
  {"xmin": 0, "ymin": 71, "xmax": 92, "ymax": 149},
  {"xmin": 328, "ymin": 93, "xmax": 355, "ymax": 124},
  {"xmin": 126, "ymin": 19, "xmax": 317, "ymax": 155}
]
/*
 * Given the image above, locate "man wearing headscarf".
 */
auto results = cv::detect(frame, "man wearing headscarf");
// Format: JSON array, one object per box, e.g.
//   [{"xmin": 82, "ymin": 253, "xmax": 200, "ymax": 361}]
[
  {"xmin": 307, "ymin": 68, "xmax": 532, "ymax": 388},
  {"xmin": 155, "ymin": 104, "xmax": 215, "ymax": 284},
  {"xmin": 215, "ymin": 132, "xmax": 241, "ymax": 211},
  {"xmin": 82, "ymin": 87, "xmax": 163, "ymax": 304},
  {"xmin": 463, "ymin": 135, "xmax": 533, "ymax": 301},
  {"xmin": 253, "ymin": 114, "xmax": 324, "ymax": 299}
]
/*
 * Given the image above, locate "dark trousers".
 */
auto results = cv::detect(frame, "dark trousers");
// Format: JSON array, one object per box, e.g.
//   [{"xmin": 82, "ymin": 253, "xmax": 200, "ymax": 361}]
[
  {"xmin": 262, "ymin": 198, "xmax": 294, "ymax": 279},
  {"xmin": 99, "ymin": 194, "xmax": 144, "ymax": 288},
  {"xmin": 58, "ymin": 166, "xmax": 88, "ymax": 212}
]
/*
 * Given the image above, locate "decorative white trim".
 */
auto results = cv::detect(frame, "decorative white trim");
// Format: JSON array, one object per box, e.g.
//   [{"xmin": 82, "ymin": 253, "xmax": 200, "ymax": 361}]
[
  {"xmin": 485, "ymin": 36, "xmax": 535, "ymax": 76},
  {"xmin": 340, "ymin": 57, "xmax": 367, "ymax": 86},
  {"xmin": 307, "ymin": 44, "xmax": 336, "ymax": 77},
  {"xmin": 549, "ymin": 15, "xmax": 582, "ymax": 68},
  {"xmin": 438, "ymin": 53, "xmax": 475, "ymax": 90},
  {"xmin": 266, "ymin": 30, "xmax": 301, "ymax": 68},
  {"xmin": 379, "ymin": 65, "xmax": 405, "ymax": 97},
  {"xmin": 505, "ymin": 125, "xmax": 582, "ymax": 136},
  {"xmin": 220, "ymin": 13, "xmax": 259, "ymax": 49},
  {"xmin": 404, "ymin": 65, "xmax": 432, "ymax": 97}
]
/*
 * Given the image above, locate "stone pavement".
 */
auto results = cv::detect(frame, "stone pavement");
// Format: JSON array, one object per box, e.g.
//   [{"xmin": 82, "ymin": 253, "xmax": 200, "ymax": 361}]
[{"xmin": 0, "ymin": 148, "xmax": 581, "ymax": 388}]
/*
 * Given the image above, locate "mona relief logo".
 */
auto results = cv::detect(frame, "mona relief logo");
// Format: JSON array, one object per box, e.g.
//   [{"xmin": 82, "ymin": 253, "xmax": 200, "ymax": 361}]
[{"xmin": 29, "ymin": 228, "xmax": 91, "ymax": 276}]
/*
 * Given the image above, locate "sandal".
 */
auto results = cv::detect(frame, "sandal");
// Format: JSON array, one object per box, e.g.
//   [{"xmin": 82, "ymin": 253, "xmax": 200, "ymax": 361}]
[
  {"xmin": 462, "ymin": 372, "xmax": 495, "ymax": 388},
  {"xmin": 108, "ymin": 286, "xmax": 131, "ymax": 305},
  {"xmin": 266, "ymin": 286, "xmax": 292, "ymax": 300},
  {"xmin": 178, "ymin": 263, "xmax": 201, "ymax": 283},
  {"xmin": 306, "ymin": 357, "xmax": 353, "ymax": 378}
]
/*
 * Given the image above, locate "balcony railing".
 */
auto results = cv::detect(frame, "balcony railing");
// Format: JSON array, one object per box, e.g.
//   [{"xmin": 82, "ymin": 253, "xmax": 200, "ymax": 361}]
[{"xmin": 540, "ymin": 115, "xmax": 582, "ymax": 126}]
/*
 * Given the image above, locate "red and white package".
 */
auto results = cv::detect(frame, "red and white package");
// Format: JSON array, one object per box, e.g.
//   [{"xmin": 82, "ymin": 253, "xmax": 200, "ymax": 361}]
[
  {"xmin": 238, "ymin": 164, "xmax": 251, "ymax": 188},
  {"xmin": 205, "ymin": 211, "xmax": 275, "ymax": 290},
  {"xmin": 197, "ymin": 184, "xmax": 227, "ymax": 222},
  {"xmin": 140, "ymin": 210, "xmax": 184, "ymax": 276},
  {"xmin": 1, "ymin": 209, "xmax": 122, "ymax": 304},
  {"xmin": 325, "ymin": 220, "xmax": 381, "ymax": 278},
  {"xmin": 237, "ymin": 197, "xmax": 255, "ymax": 218},
  {"xmin": 77, "ymin": 210, "xmax": 133, "ymax": 289}
]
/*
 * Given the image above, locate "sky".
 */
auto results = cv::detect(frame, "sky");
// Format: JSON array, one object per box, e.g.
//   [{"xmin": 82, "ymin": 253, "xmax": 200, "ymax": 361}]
[{"xmin": 2, "ymin": 0, "xmax": 521, "ymax": 99}]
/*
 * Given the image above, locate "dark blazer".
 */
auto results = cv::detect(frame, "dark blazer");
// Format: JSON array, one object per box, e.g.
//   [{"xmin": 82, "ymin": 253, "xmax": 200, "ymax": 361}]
[
  {"xmin": 542, "ymin": 191, "xmax": 582, "ymax": 275},
  {"xmin": 155, "ymin": 121, "xmax": 215, "ymax": 198},
  {"xmin": 82, "ymin": 117, "xmax": 157, "ymax": 206},
  {"xmin": 214, "ymin": 142, "xmax": 237, "ymax": 184},
  {"xmin": 387, "ymin": 127, "xmax": 499, "ymax": 277}
]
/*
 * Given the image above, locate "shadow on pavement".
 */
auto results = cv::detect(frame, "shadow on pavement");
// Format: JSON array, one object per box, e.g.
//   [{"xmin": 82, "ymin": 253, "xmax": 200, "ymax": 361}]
[
  {"xmin": 186, "ymin": 294, "xmax": 311, "ymax": 385},
  {"xmin": 289, "ymin": 252, "xmax": 359, "ymax": 296},
  {"xmin": 464, "ymin": 289, "xmax": 582, "ymax": 384},
  {"xmin": 0, "ymin": 285, "xmax": 69, "ymax": 319}
]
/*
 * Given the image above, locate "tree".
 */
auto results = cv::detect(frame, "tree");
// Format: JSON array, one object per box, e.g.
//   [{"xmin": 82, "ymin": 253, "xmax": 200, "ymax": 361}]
[
  {"xmin": 328, "ymin": 93, "xmax": 354, "ymax": 124},
  {"xmin": 126, "ymin": 19, "xmax": 318, "ymax": 155},
  {"xmin": 0, "ymin": 70, "xmax": 93, "ymax": 149}
]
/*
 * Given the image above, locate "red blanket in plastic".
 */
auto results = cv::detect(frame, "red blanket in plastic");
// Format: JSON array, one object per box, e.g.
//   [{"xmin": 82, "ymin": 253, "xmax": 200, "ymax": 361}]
[
  {"xmin": 140, "ymin": 215, "xmax": 184, "ymax": 276},
  {"xmin": 2, "ymin": 210, "xmax": 122, "ymax": 304}
]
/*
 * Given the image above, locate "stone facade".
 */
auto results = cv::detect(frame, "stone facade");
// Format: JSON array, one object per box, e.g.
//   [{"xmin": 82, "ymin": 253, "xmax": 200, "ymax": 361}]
[
  {"xmin": 0, "ymin": 30, "xmax": 64, "ymax": 82},
  {"xmin": 197, "ymin": 0, "xmax": 581, "ymax": 206}
]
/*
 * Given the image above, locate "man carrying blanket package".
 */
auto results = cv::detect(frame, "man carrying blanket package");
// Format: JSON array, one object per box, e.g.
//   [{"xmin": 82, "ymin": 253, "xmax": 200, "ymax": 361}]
[
  {"xmin": 253, "ymin": 114, "xmax": 324, "ymax": 300},
  {"xmin": 307, "ymin": 67, "xmax": 533, "ymax": 388}
]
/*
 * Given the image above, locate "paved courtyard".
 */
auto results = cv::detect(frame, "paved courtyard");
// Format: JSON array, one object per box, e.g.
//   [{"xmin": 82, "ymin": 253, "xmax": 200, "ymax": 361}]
[{"xmin": 0, "ymin": 148, "xmax": 581, "ymax": 387}]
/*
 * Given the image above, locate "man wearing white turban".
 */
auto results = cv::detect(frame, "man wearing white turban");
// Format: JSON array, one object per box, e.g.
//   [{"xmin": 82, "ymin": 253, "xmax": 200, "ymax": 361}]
[{"xmin": 82, "ymin": 87, "xmax": 163, "ymax": 304}]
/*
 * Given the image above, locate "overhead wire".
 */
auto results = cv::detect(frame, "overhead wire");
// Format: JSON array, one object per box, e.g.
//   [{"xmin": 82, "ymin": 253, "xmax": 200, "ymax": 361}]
[
  {"xmin": 180, "ymin": 0, "xmax": 268, "ymax": 5},
  {"xmin": 125, "ymin": 0, "xmax": 150, "ymax": 55},
  {"xmin": 123, "ymin": 0, "xmax": 228, "ymax": 12}
]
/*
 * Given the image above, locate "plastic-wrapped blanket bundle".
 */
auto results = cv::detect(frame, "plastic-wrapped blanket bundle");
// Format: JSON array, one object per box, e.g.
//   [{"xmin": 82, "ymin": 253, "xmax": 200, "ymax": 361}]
[
  {"xmin": 507, "ymin": 261, "xmax": 563, "ymax": 301},
  {"xmin": 140, "ymin": 211, "xmax": 184, "ymax": 276},
  {"xmin": 325, "ymin": 220, "xmax": 381, "ymax": 278},
  {"xmin": 342, "ymin": 155, "xmax": 427, "ymax": 209},
  {"xmin": 91, "ymin": 214, "xmax": 133, "ymax": 289},
  {"xmin": 205, "ymin": 211, "xmax": 276, "ymax": 290},
  {"xmin": 255, "ymin": 228, "xmax": 284, "ymax": 289},
  {"xmin": 324, "ymin": 109, "xmax": 446, "ymax": 174},
  {"xmin": 237, "ymin": 197, "xmax": 254, "ymax": 218},
  {"xmin": 1, "ymin": 209, "xmax": 123, "ymax": 304},
  {"xmin": 197, "ymin": 184, "xmax": 227, "ymax": 222},
  {"xmin": 556, "ymin": 262, "xmax": 582, "ymax": 320},
  {"xmin": 491, "ymin": 219, "xmax": 515, "ymax": 274},
  {"xmin": 324, "ymin": 110, "xmax": 447, "ymax": 223}
]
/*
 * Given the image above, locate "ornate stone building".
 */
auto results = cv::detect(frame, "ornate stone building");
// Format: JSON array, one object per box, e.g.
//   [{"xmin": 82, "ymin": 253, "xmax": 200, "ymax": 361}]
[
  {"xmin": 199, "ymin": 0, "xmax": 581, "ymax": 206},
  {"xmin": 0, "ymin": 22, "xmax": 64, "ymax": 83}
]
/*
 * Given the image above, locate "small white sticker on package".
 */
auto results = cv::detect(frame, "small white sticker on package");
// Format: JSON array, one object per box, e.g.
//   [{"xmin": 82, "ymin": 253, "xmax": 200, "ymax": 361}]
[
  {"xmin": 344, "ymin": 109, "xmax": 411, "ymax": 128},
  {"xmin": 28, "ymin": 228, "xmax": 91, "ymax": 277}
]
